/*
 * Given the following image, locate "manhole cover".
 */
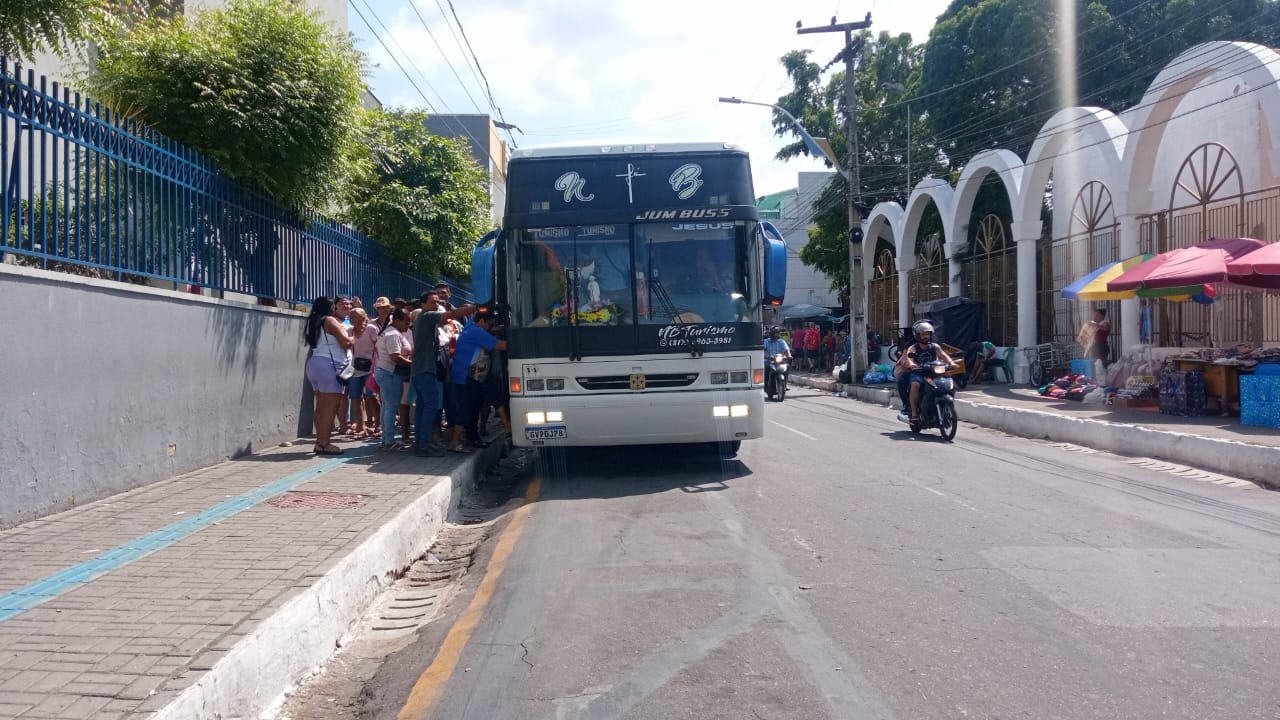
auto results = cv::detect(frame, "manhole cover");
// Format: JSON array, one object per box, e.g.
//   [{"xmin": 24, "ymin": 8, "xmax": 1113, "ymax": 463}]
[{"xmin": 268, "ymin": 491, "xmax": 368, "ymax": 509}]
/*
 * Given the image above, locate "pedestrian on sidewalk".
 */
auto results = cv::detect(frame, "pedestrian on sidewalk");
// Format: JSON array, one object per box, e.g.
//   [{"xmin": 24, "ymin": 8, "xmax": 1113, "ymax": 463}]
[
  {"xmin": 1078, "ymin": 307, "xmax": 1111, "ymax": 366},
  {"xmin": 374, "ymin": 308, "xmax": 413, "ymax": 450},
  {"xmin": 805, "ymin": 323, "xmax": 820, "ymax": 370},
  {"xmin": 411, "ymin": 291, "xmax": 476, "ymax": 457},
  {"xmin": 448, "ymin": 314, "xmax": 507, "ymax": 453},
  {"xmin": 346, "ymin": 308, "xmax": 378, "ymax": 439},
  {"xmin": 304, "ymin": 296, "xmax": 354, "ymax": 456}
]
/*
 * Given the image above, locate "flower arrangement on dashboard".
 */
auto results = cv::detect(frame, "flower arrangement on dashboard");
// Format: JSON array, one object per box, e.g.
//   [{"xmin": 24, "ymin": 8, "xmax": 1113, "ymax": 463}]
[{"xmin": 548, "ymin": 302, "xmax": 625, "ymax": 326}]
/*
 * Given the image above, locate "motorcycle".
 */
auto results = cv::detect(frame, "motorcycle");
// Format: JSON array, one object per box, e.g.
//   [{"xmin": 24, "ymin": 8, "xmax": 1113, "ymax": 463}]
[
  {"xmin": 907, "ymin": 361, "xmax": 959, "ymax": 440},
  {"xmin": 766, "ymin": 354, "xmax": 790, "ymax": 402}
]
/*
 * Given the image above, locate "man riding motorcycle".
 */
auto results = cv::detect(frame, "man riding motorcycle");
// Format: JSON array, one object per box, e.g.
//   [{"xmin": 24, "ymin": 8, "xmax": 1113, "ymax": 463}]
[
  {"xmin": 764, "ymin": 326, "xmax": 792, "ymax": 393},
  {"xmin": 894, "ymin": 320, "xmax": 954, "ymax": 423}
]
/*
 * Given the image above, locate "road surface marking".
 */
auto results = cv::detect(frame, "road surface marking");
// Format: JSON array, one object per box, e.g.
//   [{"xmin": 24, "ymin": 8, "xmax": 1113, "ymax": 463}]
[
  {"xmin": 0, "ymin": 454, "xmax": 352, "ymax": 623},
  {"xmin": 397, "ymin": 475, "xmax": 543, "ymax": 719},
  {"xmin": 768, "ymin": 419, "xmax": 817, "ymax": 440},
  {"xmin": 899, "ymin": 476, "xmax": 980, "ymax": 512}
]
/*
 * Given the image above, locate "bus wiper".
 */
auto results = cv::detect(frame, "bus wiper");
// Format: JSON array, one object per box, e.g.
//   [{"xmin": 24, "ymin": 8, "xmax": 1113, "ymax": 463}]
[{"xmin": 649, "ymin": 272, "xmax": 703, "ymax": 357}]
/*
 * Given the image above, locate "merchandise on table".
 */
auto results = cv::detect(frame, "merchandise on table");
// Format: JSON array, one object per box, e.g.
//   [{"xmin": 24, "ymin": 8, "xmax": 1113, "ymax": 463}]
[
  {"xmin": 1240, "ymin": 399, "xmax": 1280, "ymax": 428},
  {"xmin": 1240, "ymin": 375, "xmax": 1280, "ymax": 403}
]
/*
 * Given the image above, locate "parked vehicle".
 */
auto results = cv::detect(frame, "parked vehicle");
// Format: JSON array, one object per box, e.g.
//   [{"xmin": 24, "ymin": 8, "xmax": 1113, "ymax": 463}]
[
  {"xmin": 909, "ymin": 361, "xmax": 959, "ymax": 440},
  {"xmin": 766, "ymin": 354, "xmax": 790, "ymax": 401}
]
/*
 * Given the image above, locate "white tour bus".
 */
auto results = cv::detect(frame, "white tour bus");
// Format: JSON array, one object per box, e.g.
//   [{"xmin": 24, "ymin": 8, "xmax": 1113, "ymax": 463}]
[{"xmin": 470, "ymin": 143, "xmax": 788, "ymax": 457}]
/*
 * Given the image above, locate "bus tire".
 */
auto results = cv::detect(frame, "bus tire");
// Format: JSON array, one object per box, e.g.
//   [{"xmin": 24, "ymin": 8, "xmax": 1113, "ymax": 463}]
[{"xmin": 714, "ymin": 440, "xmax": 741, "ymax": 458}]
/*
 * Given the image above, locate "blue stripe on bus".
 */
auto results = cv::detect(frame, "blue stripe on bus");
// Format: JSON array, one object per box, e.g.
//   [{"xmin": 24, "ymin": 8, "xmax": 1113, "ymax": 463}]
[{"xmin": 0, "ymin": 454, "xmax": 353, "ymax": 623}]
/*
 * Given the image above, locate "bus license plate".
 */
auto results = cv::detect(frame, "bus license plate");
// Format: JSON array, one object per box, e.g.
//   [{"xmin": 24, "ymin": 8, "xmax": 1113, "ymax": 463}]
[{"xmin": 526, "ymin": 425, "xmax": 567, "ymax": 441}]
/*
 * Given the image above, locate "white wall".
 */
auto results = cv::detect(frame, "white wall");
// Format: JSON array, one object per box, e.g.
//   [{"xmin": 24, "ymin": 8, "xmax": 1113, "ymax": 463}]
[
  {"xmin": 775, "ymin": 171, "xmax": 840, "ymax": 308},
  {"xmin": 0, "ymin": 264, "xmax": 310, "ymax": 528}
]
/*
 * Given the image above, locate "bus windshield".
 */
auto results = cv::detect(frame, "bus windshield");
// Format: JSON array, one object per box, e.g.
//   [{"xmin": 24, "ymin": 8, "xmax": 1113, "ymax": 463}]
[{"xmin": 515, "ymin": 222, "xmax": 754, "ymax": 329}]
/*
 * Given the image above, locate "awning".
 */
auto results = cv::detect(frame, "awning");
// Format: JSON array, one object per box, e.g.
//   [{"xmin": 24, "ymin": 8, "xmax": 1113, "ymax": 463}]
[
  {"xmin": 1225, "ymin": 241, "xmax": 1280, "ymax": 290},
  {"xmin": 1109, "ymin": 237, "xmax": 1266, "ymax": 292}
]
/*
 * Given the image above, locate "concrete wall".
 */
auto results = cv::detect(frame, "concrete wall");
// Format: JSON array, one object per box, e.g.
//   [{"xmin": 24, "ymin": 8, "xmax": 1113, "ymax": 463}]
[
  {"xmin": 776, "ymin": 171, "xmax": 840, "ymax": 309},
  {"xmin": 0, "ymin": 264, "xmax": 309, "ymax": 528}
]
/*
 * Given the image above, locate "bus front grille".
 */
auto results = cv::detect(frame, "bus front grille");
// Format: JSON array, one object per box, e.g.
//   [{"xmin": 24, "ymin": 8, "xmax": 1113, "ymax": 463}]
[{"xmin": 576, "ymin": 373, "xmax": 699, "ymax": 391}]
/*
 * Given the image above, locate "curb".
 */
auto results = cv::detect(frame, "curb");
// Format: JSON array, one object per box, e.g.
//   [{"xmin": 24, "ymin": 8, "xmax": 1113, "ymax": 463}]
[
  {"xmin": 152, "ymin": 444, "xmax": 501, "ymax": 720},
  {"xmin": 791, "ymin": 374, "xmax": 1280, "ymax": 488}
]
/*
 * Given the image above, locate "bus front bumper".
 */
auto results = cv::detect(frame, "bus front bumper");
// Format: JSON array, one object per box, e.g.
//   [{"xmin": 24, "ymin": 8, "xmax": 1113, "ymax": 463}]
[{"xmin": 511, "ymin": 389, "xmax": 764, "ymax": 447}]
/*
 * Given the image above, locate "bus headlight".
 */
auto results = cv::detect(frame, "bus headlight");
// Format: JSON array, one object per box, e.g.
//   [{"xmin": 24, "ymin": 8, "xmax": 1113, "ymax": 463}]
[
  {"xmin": 712, "ymin": 406, "xmax": 730, "ymax": 418},
  {"xmin": 730, "ymin": 371, "xmax": 748, "ymax": 384},
  {"xmin": 547, "ymin": 378, "xmax": 565, "ymax": 390},
  {"xmin": 527, "ymin": 379, "xmax": 545, "ymax": 392},
  {"xmin": 526, "ymin": 411, "xmax": 546, "ymax": 424},
  {"xmin": 710, "ymin": 372, "xmax": 728, "ymax": 385},
  {"xmin": 546, "ymin": 411, "xmax": 564, "ymax": 422},
  {"xmin": 730, "ymin": 404, "xmax": 750, "ymax": 417}
]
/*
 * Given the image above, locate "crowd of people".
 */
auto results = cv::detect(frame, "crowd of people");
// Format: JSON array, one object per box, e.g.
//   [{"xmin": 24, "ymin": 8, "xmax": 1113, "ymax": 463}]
[
  {"xmin": 778, "ymin": 323, "xmax": 848, "ymax": 372},
  {"xmin": 302, "ymin": 285, "xmax": 510, "ymax": 457}
]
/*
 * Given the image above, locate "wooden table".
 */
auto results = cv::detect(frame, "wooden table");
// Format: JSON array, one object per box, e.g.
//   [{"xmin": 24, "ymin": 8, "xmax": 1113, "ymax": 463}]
[{"xmin": 1174, "ymin": 359, "xmax": 1244, "ymax": 416}]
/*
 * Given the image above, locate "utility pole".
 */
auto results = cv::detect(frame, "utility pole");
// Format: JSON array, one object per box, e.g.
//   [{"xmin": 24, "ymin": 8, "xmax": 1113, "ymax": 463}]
[{"xmin": 799, "ymin": 13, "xmax": 872, "ymax": 379}]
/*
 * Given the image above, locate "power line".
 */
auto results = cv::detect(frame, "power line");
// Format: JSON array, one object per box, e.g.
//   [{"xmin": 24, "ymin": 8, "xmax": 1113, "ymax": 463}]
[
  {"xmin": 444, "ymin": 0, "xmax": 517, "ymax": 147},
  {"xmin": 401, "ymin": 0, "xmax": 485, "ymax": 114}
]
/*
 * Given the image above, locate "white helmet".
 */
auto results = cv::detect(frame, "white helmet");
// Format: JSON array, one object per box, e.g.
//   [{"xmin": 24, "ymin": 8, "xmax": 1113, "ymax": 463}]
[{"xmin": 912, "ymin": 320, "xmax": 935, "ymax": 340}]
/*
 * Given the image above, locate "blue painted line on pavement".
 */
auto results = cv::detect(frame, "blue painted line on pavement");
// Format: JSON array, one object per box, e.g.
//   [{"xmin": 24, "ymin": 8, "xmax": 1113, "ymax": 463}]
[{"xmin": 0, "ymin": 453, "xmax": 357, "ymax": 623}]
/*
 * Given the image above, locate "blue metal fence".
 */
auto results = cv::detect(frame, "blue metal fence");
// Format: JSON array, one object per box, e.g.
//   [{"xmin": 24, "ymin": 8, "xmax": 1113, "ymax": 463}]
[{"xmin": 1, "ymin": 58, "xmax": 469, "ymax": 305}]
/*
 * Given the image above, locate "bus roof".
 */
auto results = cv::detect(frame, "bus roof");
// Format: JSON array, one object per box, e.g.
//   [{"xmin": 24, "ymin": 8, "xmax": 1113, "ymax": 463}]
[{"xmin": 510, "ymin": 142, "xmax": 745, "ymax": 160}]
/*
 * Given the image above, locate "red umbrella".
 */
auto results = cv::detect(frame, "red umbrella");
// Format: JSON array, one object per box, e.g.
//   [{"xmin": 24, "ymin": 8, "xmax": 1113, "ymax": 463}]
[
  {"xmin": 1226, "ymin": 241, "xmax": 1280, "ymax": 289},
  {"xmin": 1108, "ymin": 237, "xmax": 1266, "ymax": 291}
]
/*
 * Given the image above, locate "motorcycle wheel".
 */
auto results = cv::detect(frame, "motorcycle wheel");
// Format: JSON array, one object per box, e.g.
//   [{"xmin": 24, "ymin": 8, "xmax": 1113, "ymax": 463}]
[
  {"xmin": 777, "ymin": 379, "xmax": 787, "ymax": 402},
  {"xmin": 938, "ymin": 404, "xmax": 958, "ymax": 441},
  {"xmin": 888, "ymin": 345, "xmax": 903, "ymax": 363}
]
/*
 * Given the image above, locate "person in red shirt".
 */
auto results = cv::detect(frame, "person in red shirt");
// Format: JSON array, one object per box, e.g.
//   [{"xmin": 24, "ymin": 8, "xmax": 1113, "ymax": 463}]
[
  {"xmin": 823, "ymin": 330, "xmax": 837, "ymax": 370},
  {"xmin": 791, "ymin": 326, "xmax": 808, "ymax": 370},
  {"xmin": 804, "ymin": 323, "xmax": 820, "ymax": 370}
]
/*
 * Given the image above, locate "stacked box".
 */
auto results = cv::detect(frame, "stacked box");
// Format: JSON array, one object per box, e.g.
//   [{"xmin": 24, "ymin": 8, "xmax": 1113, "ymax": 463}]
[
  {"xmin": 1241, "ymin": 375, "xmax": 1280, "ymax": 402},
  {"xmin": 1241, "ymin": 401, "xmax": 1280, "ymax": 428},
  {"xmin": 1159, "ymin": 369, "xmax": 1207, "ymax": 417},
  {"xmin": 1240, "ymin": 375, "xmax": 1280, "ymax": 428}
]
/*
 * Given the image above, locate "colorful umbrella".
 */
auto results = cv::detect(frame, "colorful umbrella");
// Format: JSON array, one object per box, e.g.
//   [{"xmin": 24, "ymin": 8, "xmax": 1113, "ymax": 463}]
[
  {"xmin": 1108, "ymin": 237, "xmax": 1265, "ymax": 291},
  {"xmin": 1225, "ymin": 241, "xmax": 1280, "ymax": 290},
  {"xmin": 1062, "ymin": 254, "xmax": 1210, "ymax": 301}
]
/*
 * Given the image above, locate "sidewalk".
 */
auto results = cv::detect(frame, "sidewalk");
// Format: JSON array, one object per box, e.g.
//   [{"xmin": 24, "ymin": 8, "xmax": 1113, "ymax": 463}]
[
  {"xmin": 789, "ymin": 370, "xmax": 1280, "ymax": 488},
  {"xmin": 0, "ymin": 437, "xmax": 496, "ymax": 720}
]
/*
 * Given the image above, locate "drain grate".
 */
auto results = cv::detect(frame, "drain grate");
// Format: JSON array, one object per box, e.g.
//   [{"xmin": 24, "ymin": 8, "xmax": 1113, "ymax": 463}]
[{"xmin": 268, "ymin": 491, "xmax": 368, "ymax": 509}]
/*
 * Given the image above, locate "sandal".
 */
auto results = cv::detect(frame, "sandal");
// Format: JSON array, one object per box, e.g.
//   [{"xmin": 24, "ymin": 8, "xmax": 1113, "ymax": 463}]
[
  {"xmin": 314, "ymin": 445, "xmax": 345, "ymax": 456},
  {"xmin": 449, "ymin": 445, "xmax": 473, "ymax": 454}
]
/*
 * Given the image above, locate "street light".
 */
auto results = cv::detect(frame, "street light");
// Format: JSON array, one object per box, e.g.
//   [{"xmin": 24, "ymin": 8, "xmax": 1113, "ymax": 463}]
[
  {"xmin": 882, "ymin": 82, "xmax": 911, "ymax": 195},
  {"xmin": 718, "ymin": 97, "xmax": 845, "ymax": 177}
]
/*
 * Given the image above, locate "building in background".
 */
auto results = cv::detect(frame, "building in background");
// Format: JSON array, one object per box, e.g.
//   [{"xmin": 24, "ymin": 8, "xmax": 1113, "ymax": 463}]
[
  {"xmin": 423, "ymin": 114, "xmax": 509, "ymax": 227},
  {"xmin": 757, "ymin": 171, "xmax": 840, "ymax": 311}
]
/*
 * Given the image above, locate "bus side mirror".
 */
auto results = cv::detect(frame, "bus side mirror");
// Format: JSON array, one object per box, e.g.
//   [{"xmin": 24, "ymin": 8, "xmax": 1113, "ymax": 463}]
[
  {"xmin": 761, "ymin": 221, "xmax": 787, "ymax": 306},
  {"xmin": 471, "ymin": 229, "xmax": 500, "ymax": 305}
]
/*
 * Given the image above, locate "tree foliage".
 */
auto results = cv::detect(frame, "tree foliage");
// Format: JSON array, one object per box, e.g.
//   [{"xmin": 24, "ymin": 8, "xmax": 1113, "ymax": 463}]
[
  {"xmin": 85, "ymin": 0, "xmax": 365, "ymax": 210},
  {"xmin": 0, "ymin": 0, "xmax": 105, "ymax": 61},
  {"xmin": 344, "ymin": 108, "xmax": 491, "ymax": 280}
]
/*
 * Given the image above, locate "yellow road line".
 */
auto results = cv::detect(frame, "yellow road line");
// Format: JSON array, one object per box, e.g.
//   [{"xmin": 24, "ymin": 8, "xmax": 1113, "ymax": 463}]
[{"xmin": 397, "ymin": 475, "xmax": 543, "ymax": 720}]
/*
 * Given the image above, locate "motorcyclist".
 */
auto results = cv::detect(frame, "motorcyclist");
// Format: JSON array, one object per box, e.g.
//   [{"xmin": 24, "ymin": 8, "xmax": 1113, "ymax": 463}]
[
  {"xmin": 894, "ymin": 320, "xmax": 953, "ymax": 423},
  {"xmin": 763, "ymin": 326, "xmax": 792, "ymax": 391}
]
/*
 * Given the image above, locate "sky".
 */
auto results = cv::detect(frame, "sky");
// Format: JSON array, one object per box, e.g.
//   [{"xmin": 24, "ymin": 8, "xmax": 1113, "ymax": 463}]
[{"xmin": 348, "ymin": 0, "xmax": 953, "ymax": 198}]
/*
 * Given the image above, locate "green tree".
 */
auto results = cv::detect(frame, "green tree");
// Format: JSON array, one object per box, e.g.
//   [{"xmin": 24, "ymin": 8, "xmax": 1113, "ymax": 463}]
[
  {"xmin": 918, "ymin": 0, "xmax": 1280, "ymax": 168},
  {"xmin": 85, "ymin": 0, "xmax": 365, "ymax": 211},
  {"xmin": 775, "ymin": 32, "xmax": 938, "ymax": 297},
  {"xmin": 345, "ymin": 108, "xmax": 490, "ymax": 280},
  {"xmin": 0, "ymin": 0, "xmax": 105, "ymax": 60}
]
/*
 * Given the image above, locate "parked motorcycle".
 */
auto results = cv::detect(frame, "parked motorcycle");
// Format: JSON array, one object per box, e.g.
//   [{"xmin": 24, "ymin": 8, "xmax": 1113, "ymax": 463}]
[
  {"xmin": 908, "ymin": 361, "xmax": 959, "ymax": 440},
  {"xmin": 766, "ymin": 354, "xmax": 790, "ymax": 402}
]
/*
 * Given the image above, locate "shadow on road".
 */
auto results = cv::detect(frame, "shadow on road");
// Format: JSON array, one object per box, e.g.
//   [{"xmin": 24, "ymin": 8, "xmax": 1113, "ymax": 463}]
[{"xmin": 531, "ymin": 444, "xmax": 753, "ymax": 500}]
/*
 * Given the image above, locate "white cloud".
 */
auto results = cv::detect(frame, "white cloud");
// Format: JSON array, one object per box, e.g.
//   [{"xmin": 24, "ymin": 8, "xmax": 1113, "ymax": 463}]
[{"xmin": 352, "ymin": 0, "xmax": 951, "ymax": 195}]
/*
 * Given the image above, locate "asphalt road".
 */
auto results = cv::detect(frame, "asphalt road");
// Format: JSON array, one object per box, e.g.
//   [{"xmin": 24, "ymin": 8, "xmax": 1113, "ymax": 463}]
[{"xmin": 364, "ymin": 384, "xmax": 1280, "ymax": 720}]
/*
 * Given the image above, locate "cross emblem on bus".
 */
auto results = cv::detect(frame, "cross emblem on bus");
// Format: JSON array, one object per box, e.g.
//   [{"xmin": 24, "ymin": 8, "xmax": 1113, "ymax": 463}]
[{"xmin": 616, "ymin": 163, "xmax": 646, "ymax": 204}]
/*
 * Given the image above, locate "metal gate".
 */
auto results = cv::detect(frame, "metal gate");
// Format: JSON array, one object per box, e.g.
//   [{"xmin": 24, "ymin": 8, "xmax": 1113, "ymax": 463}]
[
  {"xmin": 868, "ymin": 240, "xmax": 898, "ymax": 339},
  {"xmin": 1136, "ymin": 143, "xmax": 1280, "ymax": 347},
  {"xmin": 907, "ymin": 234, "xmax": 947, "ymax": 318},
  {"xmin": 959, "ymin": 214, "xmax": 1016, "ymax": 345},
  {"xmin": 1039, "ymin": 180, "xmax": 1122, "ymax": 355}
]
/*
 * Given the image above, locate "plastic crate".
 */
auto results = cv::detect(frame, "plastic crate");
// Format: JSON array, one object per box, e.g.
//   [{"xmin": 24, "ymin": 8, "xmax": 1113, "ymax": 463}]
[{"xmin": 1241, "ymin": 399, "xmax": 1280, "ymax": 428}]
